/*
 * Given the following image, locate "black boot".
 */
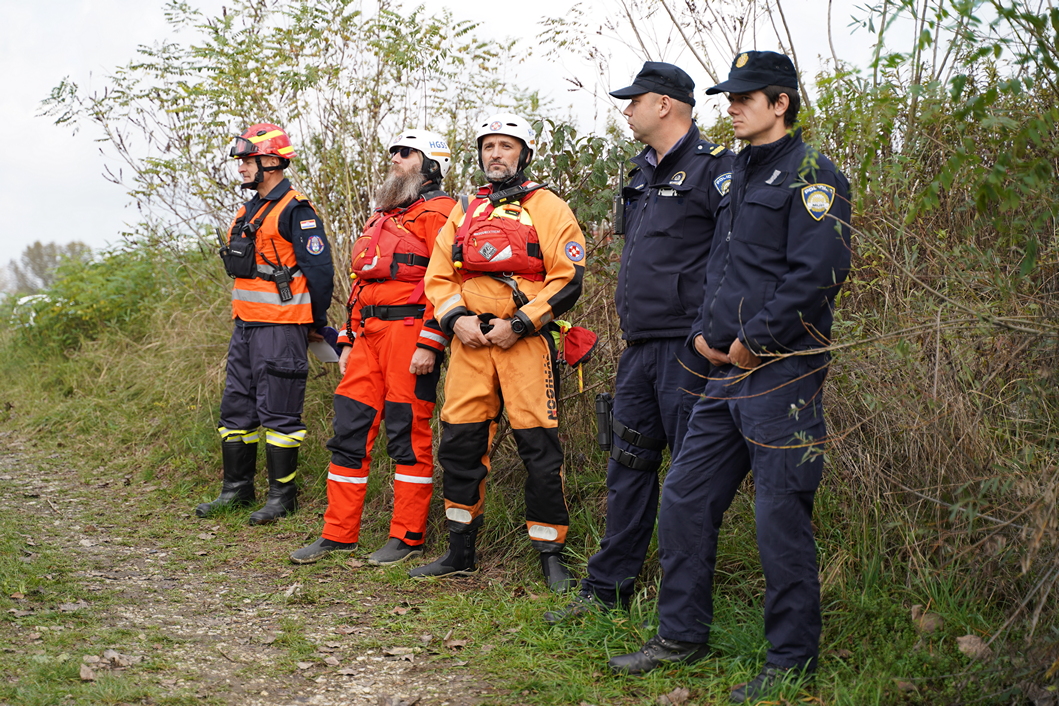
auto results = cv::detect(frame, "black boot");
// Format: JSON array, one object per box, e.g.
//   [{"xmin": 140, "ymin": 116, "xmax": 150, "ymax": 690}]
[
  {"xmin": 536, "ymin": 543, "xmax": 576, "ymax": 594},
  {"xmin": 409, "ymin": 521, "xmax": 479, "ymax": 578},
  {"xmin": 195, "ymin": 439, "xmax": 257, "ymax": 517},
  {"xmin": 608, "ymin": 634, "xmax": 711, "ymax": 674},
  {"xmin": 248, "ymin": 444, "xmax": 299, "ymax": 525}
]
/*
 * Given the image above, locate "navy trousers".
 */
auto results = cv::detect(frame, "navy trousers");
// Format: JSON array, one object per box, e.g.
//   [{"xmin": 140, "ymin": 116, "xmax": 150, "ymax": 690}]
[
  {"xmin": 656, "ymin": 354, "xmax": 828, "ymax": 670},
  {"xmin": 582, "ymin": 338, "xmax": 709, "ymax": 605},
  {"xmin": 219, "ymin": 323, "xmax": 310, "ymax": 436}
]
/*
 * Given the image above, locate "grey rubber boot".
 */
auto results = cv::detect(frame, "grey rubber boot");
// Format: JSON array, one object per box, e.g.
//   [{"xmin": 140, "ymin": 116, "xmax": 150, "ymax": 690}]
[
  {"xmin": 538, "ymin": 548, "xmax": 577, "ymax": 594},
  {"xmin": 195, "ymin": 439, "xmax": 257, "ymax": 517},
  {"xmin": 409, "ymin": 523, "xmax": 479, "ymax": 578},
  {"xmin": 290, "ymin": 537, "xmax": 357, "ymax": 564},
  {"xmin": 367, "ymin": 538, "xmax": 424, "ymax": 566}
]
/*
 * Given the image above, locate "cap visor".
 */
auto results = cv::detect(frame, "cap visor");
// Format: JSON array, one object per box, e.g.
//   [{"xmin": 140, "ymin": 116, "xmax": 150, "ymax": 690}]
[
  {"xmin": 705, "ymin": 78, "xmax": 770, "ymax": 95},
  {"xmin": 609, "ymin": 83, "xmax": 650, "ymax": 99}
]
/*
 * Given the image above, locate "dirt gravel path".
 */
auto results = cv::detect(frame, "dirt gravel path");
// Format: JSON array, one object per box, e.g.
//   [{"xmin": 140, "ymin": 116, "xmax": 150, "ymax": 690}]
[{"xmin": 1, "ymin": 435, "xmax": 504, "ymax": 705}]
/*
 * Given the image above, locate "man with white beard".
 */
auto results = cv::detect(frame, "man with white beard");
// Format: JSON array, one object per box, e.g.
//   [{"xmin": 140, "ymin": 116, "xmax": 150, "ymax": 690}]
[{"xmin": 290, "ymin": 130, "xmax": 456, "ymax": 566}]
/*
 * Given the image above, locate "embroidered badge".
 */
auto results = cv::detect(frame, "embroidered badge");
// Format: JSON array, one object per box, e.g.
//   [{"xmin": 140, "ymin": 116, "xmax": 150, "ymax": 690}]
[
  {"xmin": 669, "ymin": 171, "xmax": 686, "ymax": 186},
  {"xmin": 714, "ymin": 172, "xmax": 732, "ymax": 196},
  {"xmin": 300, "ymin": 219, "xmax": 317, "ymax": 230},
  {"xmin": 736, "ymin": 53, "xmax": 749, "ymax": 68},
  {"xmin": 306, "ymin": 235, "xmax": 325, "ymax": 255},
  {"xmin": 801, "ymin": 184, "xmax": 836, "ymax": 221},
  {"xmin": 565, "ymin": 242, "xmax": 585, "ymax": 262}
]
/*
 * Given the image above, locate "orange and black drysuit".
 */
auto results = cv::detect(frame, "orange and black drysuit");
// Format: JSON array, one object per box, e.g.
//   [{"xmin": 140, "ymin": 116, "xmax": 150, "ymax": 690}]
[
  {"xmin": 323, "ymin": 187, "xmax": 455, "ymax": 546},
  {"xmin": 424, "ymin": 182, "xmax": 586, "ymax": 550}
]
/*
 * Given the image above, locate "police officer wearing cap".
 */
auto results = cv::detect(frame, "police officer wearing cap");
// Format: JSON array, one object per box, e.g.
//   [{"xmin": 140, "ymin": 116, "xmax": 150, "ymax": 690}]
[
  {"xmin": 544, "ymin": 62, "xmax": 732, "ymax": 625},
  {"xmin": 608, "ymin": 51, "xmax": 852, "ymax": 704}
]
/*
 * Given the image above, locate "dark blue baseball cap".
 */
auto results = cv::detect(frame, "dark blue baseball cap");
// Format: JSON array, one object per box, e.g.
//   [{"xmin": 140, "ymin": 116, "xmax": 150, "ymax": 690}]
[
  {"xmin": 610, "ymin": 61, "xmax": 696, "ymax": 106},
  {"xmin": 705, "ymin": 51, "xmax": 799, "ymax": 95}
]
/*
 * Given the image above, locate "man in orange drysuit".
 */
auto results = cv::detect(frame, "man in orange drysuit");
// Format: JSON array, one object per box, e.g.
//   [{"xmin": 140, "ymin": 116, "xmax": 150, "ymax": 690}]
[
  {"xmin": 290, "ymin": 130, "xmax": 455, "ymax": 566},
  {"xmin": 410, "ymin": 113, "xmax": 586, "ymax": 592}
]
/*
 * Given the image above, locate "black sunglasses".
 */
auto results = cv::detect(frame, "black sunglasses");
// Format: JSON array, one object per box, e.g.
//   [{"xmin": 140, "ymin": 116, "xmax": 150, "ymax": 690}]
[{"xmin": 389, "ymin": 146, "xmax": 414, "ymax": 158}]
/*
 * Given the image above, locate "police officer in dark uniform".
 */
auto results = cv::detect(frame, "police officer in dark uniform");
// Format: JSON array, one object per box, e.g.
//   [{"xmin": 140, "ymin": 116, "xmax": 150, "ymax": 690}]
[
  {"xmin": 608, "ymin": 52, "xmax": 852, "ymax": 704},
  {"xmin": 545, "ymin": 62, "xmax": 732, "ymax": 623}
]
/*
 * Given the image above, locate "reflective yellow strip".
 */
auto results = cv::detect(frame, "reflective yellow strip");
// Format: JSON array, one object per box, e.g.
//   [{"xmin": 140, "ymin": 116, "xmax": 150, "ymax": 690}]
[
  {"xmin": 276, "ymin": 471, "xmax": 297, "ymax": 483},
  {"xmin": 265, "ymin": 429, "xmax": 306, "ymax": 448},
  {"xmin": 218, "ymin": 427, "xmax": 259, "ymax": 443},
  {"xmin": 277, "ymin": 145, "xmax": 294, "ymax": 155},
  {"xmin": 249, "ymin": 129, "xmax": 284, "ymax": 144}
]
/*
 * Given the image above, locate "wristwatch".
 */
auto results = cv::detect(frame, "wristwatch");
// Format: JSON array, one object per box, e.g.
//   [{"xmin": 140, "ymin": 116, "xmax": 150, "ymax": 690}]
[{"xmin": 509, "ymin": 316, "xmax": 529, "ymax": 337}]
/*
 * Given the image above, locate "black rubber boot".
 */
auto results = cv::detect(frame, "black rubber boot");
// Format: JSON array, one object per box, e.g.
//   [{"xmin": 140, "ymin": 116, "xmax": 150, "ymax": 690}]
[
  {"xmin": 248, "ymin": 444, "xmax": 299, "ymax": 525},
  {"xmin": 195, "ymin": 439, "xmax": 257, "ymax": 517},
  {"xmin": 409, "ymin": 522, "xmax": 479, "ymax": 578},
  {"xmin": 536, "ymin": 543, "xmax": 576, "ymax": 594}
]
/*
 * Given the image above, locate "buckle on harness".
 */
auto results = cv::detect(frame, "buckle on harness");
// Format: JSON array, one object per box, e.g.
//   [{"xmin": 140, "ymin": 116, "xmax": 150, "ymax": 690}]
[
  {"xmin": 610, "ymin": 446, "xmax": 662, "ymax": 472},
  {"xmin": 613, "ymin": 419, "xmax": 667, "ymax": 451}
]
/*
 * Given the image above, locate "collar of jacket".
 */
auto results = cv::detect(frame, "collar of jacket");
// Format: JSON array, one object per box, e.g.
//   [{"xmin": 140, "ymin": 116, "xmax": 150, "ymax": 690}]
[{"xmin": 736, "ymin": 127, "xmax": 803, "ymax": 171}]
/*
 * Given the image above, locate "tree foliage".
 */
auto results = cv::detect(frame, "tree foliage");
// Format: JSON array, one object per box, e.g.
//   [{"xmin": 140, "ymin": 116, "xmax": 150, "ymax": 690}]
[{"xmin": 7, "ymin": 241, "xmax": 93, "ymax": 294}]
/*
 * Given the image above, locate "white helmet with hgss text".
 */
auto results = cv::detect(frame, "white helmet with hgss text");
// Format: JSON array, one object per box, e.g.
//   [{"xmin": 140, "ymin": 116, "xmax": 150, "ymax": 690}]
[
  {"xmin": 475, "ymin": 113, "xmax": 536, "ymax": 166},
  {"xmin": 389, "ymin": 129, "xmax": 452, "ymax": 179}
]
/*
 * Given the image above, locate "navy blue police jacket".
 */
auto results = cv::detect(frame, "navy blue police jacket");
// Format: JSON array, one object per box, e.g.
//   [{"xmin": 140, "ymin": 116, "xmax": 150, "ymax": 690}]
[
  {"xmin": 696, "ymin": 129, "xmax": 851, "ymax": 354},
  {"xmin": 237, "ymin": 178, "xmax": 335, "ymax": 330},
  {"xmin": 615, "ymin": 122, "xmax": 733, "ymax": 341}
]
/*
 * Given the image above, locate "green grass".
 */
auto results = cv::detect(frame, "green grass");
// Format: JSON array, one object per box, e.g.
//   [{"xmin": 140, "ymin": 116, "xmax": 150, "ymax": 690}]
[{"xmin": 1, "ymin": 265, "xmax": 1058, "ymax": 705}]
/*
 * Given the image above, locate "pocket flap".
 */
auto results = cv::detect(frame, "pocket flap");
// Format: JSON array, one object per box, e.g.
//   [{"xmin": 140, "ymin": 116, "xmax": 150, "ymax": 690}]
[{"xmin": 745, "ymin": 187, "xmax": 790, "ymax": 210}]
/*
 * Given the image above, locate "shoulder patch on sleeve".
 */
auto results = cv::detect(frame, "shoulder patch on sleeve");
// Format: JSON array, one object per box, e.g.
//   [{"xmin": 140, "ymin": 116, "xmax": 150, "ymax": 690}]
[
  {"xmin": 713, "ymin": 172, "xmax": 732, "ymax": 196},
  {"xmin": 299, "ymin": 218, "xmax": 318, "ymax": 230},
  {"xmin": 801, "ymin": 184, "xmax": 836, "ymax": 221},
  {"xmin": 306, "ymin": 235, "xmax": 326, "ymax": 255},
  {"xmin": 564, "ymin": 242, "xmax": 585, "ymax": 262}
]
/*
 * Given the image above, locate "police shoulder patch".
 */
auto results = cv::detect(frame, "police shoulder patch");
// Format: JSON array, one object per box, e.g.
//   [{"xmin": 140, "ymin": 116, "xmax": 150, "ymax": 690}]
[
  {"xmin": 801, "ymin": 184, "xmax": 836, "ymax": 221},
  {"xmin": 565, "ymin": 241, "xmax": 585, "ymax": 262},
  {"xmin": 713, "ymin": 172, "xmax": 732, "ymax": 196},
  {"xmin": 306, "ymin": 235, "xmax": 325, "ymax": 255}
]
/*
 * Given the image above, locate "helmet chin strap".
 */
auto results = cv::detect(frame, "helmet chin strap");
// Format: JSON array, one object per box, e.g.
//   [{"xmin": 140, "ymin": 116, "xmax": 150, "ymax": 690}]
[
  {"xmin": 240, "ymin": 155, "xmax": 285, "ymax": 190},
  {"xmin": 240, "ymin": 156, "xmax": 265, "ymax": 190}
]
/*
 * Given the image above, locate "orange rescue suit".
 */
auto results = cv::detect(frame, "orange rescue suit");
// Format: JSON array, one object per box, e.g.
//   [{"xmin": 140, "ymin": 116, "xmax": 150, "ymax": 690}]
[
  {"xmin": 324, "ymin": 193, "xmax": 455, "ymax": 547},
  {"xmin": 424, "ymin": 184, "xmax": 586, "ymax": 548}
]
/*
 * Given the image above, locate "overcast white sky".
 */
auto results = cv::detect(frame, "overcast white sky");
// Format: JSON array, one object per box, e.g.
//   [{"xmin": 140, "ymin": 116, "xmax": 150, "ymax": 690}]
[{"xmin": 1, "ymin": 0, "xmax": 894, "ymax": 261}]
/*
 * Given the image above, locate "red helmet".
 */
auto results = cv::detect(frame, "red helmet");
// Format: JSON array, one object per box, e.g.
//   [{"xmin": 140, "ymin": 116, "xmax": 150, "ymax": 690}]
[{"xmin": 230, "ymin": 123, "xmax": 297, "ymax": 160}]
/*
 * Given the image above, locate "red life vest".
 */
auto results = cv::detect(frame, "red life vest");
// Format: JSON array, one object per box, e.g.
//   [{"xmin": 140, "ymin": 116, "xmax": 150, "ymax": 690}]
[
  {"xmin": 349, "ymin": 201, "xmax": 432, "ymax": 283},
  {"xmin": 454, "ymin": 183, "xmax": 545, "ymax": 281}
]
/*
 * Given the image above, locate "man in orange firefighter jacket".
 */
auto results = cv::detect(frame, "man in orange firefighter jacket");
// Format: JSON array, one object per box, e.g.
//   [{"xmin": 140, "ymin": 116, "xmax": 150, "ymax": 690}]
[
  {"xmin": 290, "ymin": 130, "xmax": 456, "ymax": 566},
  {"xmin": 196, "ymin": 123, "xmax": 334, "ymax": 525},
  {"xmin": 411, "ymin": 113, "xmax": 587, "ymax": 592}
]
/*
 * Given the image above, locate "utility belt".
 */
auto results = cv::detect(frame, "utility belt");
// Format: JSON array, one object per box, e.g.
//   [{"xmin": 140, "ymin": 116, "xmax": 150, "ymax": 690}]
[{"xmin": 360, "ymin": 304, "xmax": 425, "ymax": 321}]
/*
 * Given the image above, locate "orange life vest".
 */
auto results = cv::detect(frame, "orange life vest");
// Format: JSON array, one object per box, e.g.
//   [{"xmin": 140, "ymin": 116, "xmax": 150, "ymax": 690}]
[
  {"xmin": 229, "ymin": 188, "xmax": 313, "ymax": 324},
  {"xmin": 454, "ymin": 183, "xmax": 545, "ymax": 281}
]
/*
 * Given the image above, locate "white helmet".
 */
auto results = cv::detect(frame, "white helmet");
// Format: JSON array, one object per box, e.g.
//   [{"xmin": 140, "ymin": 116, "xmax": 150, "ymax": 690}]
[
  {"xmin": 389, "ymin": 129, "xmax": 452, "ymax": 179},
  {"xmin": 475, "ymin": 113, "xmax": 536, "ymax": 168}
]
